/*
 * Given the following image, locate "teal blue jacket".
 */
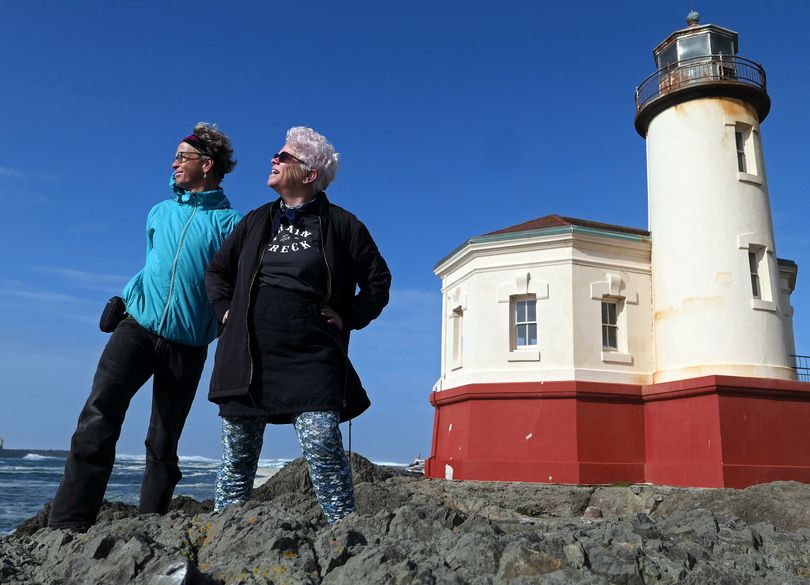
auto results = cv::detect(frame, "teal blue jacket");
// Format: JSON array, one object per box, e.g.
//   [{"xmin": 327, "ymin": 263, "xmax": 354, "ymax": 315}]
[{"xmin": 123, "ymin": 178, "xmax": 242, "ymax": 347}]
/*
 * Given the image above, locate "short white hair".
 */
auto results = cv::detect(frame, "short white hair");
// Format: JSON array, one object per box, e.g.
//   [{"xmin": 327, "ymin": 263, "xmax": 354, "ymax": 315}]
[{"xmin": 285, "ymin": 126, "xmax": 340, "ymax": 193}]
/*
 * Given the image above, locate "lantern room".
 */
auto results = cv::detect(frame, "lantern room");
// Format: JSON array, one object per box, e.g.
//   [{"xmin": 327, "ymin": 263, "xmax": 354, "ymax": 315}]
[{"xmin": 635, "ymin": 11, "xmax": 769, "ymax": 135}]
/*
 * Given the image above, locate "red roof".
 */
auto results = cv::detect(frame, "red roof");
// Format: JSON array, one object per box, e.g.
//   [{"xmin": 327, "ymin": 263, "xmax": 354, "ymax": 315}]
[{"xmin": 484, "ymin": 215, "xmax": 649, "ymax": 237}]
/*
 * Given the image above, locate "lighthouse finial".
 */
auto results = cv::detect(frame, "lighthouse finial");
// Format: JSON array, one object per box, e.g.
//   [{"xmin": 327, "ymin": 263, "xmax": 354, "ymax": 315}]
[{"xmin": 686, "ymin": 10, "xmax": 700, "ymax": 27}]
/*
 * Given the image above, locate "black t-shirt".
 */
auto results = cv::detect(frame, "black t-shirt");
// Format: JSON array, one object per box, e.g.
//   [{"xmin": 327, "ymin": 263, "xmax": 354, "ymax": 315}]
[{"xmin": 257, "ymin": 213, "xmax": 327, "ymax": 299}]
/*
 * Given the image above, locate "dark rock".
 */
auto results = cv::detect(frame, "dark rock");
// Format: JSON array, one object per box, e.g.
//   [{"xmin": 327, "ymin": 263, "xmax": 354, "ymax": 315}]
[
  {"xmin": 533, "ymin": 569, "xmax": 611, "ymax": 584},
  {"xmin": 196, "ymin": 505, "xmax": 321, "ymax": 584},
  {"xmin": 445, "ymin": 531, "xmax": 502, "ymax": 576},
  {"xmin": 14, "ymin": 499, "xmax": 139, "ymax": 536},
  {"xmin": 149, "ymin": 559, "xmax": 218, "ymax": 585},
  {"xmin": 579, "ymin": 523, "xmax": 644, "ymax": 585},
  {"xmin": 636, "ymin": 551, "xmax": 688, "ymax": 584},
  {"xmin": 656, "ymin": 508, "xmax": 719, "ymax": 554},
  {"xmin": 321, "ymin": 542, "xmax": 467, "ymax": 585},
  {"xmin": 5, "ymin": 455, "xmax": 810, "ymax": 584},
  {"xmin": 168, "ymin": 496, "xmax": 214, "ymax": 516},
  {"xmin": 251, "ymin": 452, "xmax": 410, "ymax": 505},
  {"xmin": 651, "ymin": 480, "xmax": 810, "ymax": 531},
  {"xmin": 583, "ymin": 505, "xmax": 602, "ymax": 519},
  {"xmin": 314, "ymin": 525, "xmax": 367, "ymax": 575},
  {"xmin": 13, "ymin": 501, "xmax": 52, "ymax": 537},
  {"xmin": 588, "ymin": 485, "xmax": 670, "ymax": 518},
  {"xmin": 496, "ymin": 540, "xmax": 566, "ymax": 580},
  {"xmin": 96, "ymin": 500, "xmax": 140, "ymax": 522},
  {"xmin": 354, "ymin": 476, "xmax": 416, "ymax": 516},
  {"xmin": 90, "ymin": 534, "xmax": 117, "ymax": 559},
  {"xmin": 386, "ymin": 504, "xmax": 466, "ymax": 541},
  {"xmin": 346, "ymin": 451, "xmax": 411, "ymax": 484},
  {"xmin": 251, "ymin": 456, "xmax": 316, "ymax": 502},
  {"xmin": 563, "ymin": 541, "xmax": 587, "ymax": 569}
]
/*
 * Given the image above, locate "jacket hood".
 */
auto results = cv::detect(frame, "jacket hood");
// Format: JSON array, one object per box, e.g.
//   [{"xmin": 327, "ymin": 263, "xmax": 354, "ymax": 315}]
[{"xmin": 170, "ymin": 173, "xmax": 232, "ymax": 210}]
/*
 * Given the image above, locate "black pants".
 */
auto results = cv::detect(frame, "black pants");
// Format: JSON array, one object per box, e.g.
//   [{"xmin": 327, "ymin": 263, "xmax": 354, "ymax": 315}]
[{"xmin": 48, "ymin": 317, "xmax": 207, "ymax": 530}]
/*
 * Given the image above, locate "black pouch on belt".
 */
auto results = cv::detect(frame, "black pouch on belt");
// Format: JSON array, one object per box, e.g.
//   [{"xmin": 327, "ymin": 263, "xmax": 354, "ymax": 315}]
[{"xmin": 99, "ymin": 296, "xmax": 127, "ymax": 333}]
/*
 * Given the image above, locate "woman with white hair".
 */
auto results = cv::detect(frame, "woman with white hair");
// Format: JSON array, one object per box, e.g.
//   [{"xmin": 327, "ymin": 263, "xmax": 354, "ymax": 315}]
[{"xmin": 205, "ymin": 127, "xmax": 391, "ymax": 524}]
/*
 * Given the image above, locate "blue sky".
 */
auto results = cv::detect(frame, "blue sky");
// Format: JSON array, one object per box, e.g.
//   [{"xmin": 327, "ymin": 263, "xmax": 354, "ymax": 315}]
[{"xmin": 1, "ymin": 1, "xmax": 808, "ymax": 464}]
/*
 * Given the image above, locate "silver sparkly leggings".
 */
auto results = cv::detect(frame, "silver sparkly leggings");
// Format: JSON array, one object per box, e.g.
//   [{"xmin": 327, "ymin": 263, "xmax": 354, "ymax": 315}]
[{"xmin": 214, "ymin": 411, "xmax": 355, "ymax": 524}]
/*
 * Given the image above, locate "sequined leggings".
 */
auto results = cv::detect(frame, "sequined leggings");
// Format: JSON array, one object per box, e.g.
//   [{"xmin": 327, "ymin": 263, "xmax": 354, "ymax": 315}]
[{"xmin": 215, "ymin": 411, "xmax": 355, "ymax": 524}]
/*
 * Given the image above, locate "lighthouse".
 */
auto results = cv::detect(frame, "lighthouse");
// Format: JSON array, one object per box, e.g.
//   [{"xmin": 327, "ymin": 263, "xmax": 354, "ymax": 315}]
[
  {"xmin": 635, "ymin": 11, "xmax": 795, "ymax": 383},
  {"xmin": 425, "ymin": 13, "xmax": 809, "ymax": 488}
]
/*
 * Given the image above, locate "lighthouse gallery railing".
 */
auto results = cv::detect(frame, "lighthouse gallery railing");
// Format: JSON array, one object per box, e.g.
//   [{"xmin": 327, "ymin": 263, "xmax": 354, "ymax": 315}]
[
  {"xmin": 635, "ymin": 55, "xmax": 767, "ymax": 112},
  {"xmin": 793, "ymin": 354, "xmax": 810, "ymax": 382}
]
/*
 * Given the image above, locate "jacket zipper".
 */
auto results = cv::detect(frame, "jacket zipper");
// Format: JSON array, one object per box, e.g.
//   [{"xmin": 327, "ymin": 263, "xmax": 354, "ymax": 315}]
[
  {"xmin": 317, "ymin": 216, "xmax": 332, "ymax": 304},
  {"xmin": 318, "ymin": 215, "xmax": 346, "ymax": 408},
  {"xmin": 245, "ymin": 224, "xmax": 274, "ymax": 385},
  {"xmin": 157, "ymin": 196, "xmax": 198, "ymax": 337}
]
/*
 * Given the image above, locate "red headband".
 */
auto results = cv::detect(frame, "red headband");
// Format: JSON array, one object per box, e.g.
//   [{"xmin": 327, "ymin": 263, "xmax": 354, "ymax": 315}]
[{"xmin": 181, "ymin": 134, "xmax": 212, "ymax": 157}]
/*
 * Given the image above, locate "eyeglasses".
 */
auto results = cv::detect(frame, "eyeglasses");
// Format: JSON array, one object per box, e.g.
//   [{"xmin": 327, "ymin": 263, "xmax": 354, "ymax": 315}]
[
  {"xmin": 173, "ymin": 152, "xmax": 209, "ymax": 163},
  {"xmin": 272, "ymin": 151, "xmax": 310, "ymax": 167}
]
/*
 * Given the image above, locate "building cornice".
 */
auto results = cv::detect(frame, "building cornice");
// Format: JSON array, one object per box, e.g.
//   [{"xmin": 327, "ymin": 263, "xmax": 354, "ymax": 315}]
[{"xmin": 435, "ymin": 226, "xmax": 651, "ymax": 277}]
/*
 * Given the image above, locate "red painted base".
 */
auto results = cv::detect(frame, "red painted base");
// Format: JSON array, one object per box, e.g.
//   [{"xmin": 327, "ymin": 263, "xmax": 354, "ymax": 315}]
[{"xmin": 425, "ymin": 376, "xmax": 810, "ymax": 488}]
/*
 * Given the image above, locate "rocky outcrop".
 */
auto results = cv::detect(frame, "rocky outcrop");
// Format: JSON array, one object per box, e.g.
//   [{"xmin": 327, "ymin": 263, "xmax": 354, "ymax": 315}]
[{"xmin": 2, "ymin": 454, "xmax": 810, "ymax": 584}]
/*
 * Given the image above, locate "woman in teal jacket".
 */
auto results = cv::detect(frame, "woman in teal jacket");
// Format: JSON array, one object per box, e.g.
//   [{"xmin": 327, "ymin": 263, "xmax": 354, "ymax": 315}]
[
  {"xmin": 123, "ymin": 175, "xmax": 239, "ymax": 347},
  {"xmin": 48, "ymin": 123, "xmax": 242, "ymax": 531}
]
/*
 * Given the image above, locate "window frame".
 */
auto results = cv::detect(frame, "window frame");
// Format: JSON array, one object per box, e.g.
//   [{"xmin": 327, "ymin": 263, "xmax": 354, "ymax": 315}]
[
  {"xmin": 497, "ymin": 274, "xmax": 547, "ymax": 363},
  {"xmin": 450, "ymin": 305, "xmax": 464, "ymax": 370},
  {"xmin": 727, "ymin": 120, "xmax": 762, "ymax": 184},
  {"xmin": 748, "ymin": 250, "xmax": 761, "ymax": 299},
  {"xmin": 737, "ymin": 235, "xmax": 777, "ymax": 312},
  {"xmin": 735, "ymin": 130, "xmax": 747, "ymax": 173},
  {"xmin": 590, "ymin": 274, "xmax": 636, "ymax": 365},
  {"xmin": 601, "ymin": 300, "xmax": 620, "ymax": 350},
  {"xmin": 513, "ymin": 297, "xmax": 538, "ymax": 350}
]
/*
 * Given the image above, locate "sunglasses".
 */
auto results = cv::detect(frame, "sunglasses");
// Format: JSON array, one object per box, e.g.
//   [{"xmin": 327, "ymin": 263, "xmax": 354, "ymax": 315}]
[
  {"xmin": 173, "ymin": 152, "xmax": 208, "ymax": 163},
  {"xmin": 272, "ymin": 151, "xmax": 310, "ymax": 167}
]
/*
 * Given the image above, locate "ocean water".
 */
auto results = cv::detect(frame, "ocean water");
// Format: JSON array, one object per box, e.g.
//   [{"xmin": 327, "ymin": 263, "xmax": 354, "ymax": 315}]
[{"xmin": 0, "ymin": 454, "xmax": 289, "ymax": 536}]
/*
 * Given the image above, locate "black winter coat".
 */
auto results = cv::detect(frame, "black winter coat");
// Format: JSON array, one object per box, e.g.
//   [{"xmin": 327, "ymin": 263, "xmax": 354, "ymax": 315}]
[{"xmin": 205, "ymin": 194, "xmax": 391, "ymax": 422}]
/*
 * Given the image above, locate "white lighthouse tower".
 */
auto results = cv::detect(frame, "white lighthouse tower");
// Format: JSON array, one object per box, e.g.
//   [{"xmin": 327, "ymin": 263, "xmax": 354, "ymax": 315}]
[{"xmin": 635, "ymin": 11, "xmax": 796, "ymax": 383}]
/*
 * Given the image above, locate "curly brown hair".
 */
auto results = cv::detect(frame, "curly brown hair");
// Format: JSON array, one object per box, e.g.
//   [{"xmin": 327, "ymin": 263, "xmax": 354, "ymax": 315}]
[{"xmin": 192, "ymin": 122, "xmax": 237, "ymax": 181}]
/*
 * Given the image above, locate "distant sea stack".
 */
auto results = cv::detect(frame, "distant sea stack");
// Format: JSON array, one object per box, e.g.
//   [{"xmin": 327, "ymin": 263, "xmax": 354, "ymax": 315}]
[{"xmin": 0, "ymin": 438, "xmax": 68, "ymax": 459}]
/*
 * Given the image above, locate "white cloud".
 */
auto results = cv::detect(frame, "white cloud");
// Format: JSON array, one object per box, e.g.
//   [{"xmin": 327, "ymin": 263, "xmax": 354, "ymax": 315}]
[
  {"xmin": 32, "ymin": 267, "xmax": 130, "ymax": 294},
  {"xmin": 0, "ymin": 279, "xmax": 92, "ymax": 304},
  {"xmin": 0, "ymin": 166, "xmax": 24, "ymax": 179},
  {"xmin": 0, "ymin": 166, "xmax": 59, "ymax": 182},
  {"xmin": 65, "ymin": 222, "xmax": 114, "ymax": 235},
  {"xmin": 0, "ymin": 189, "xmax": 55, "ymax": 206},
  {"xmin": 0, "ymin": 279, "xmax": 98, "ymax": 324},
  {"xmin": 0, "ymin": 166, "xmax": 60, "ymax": 206}
]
